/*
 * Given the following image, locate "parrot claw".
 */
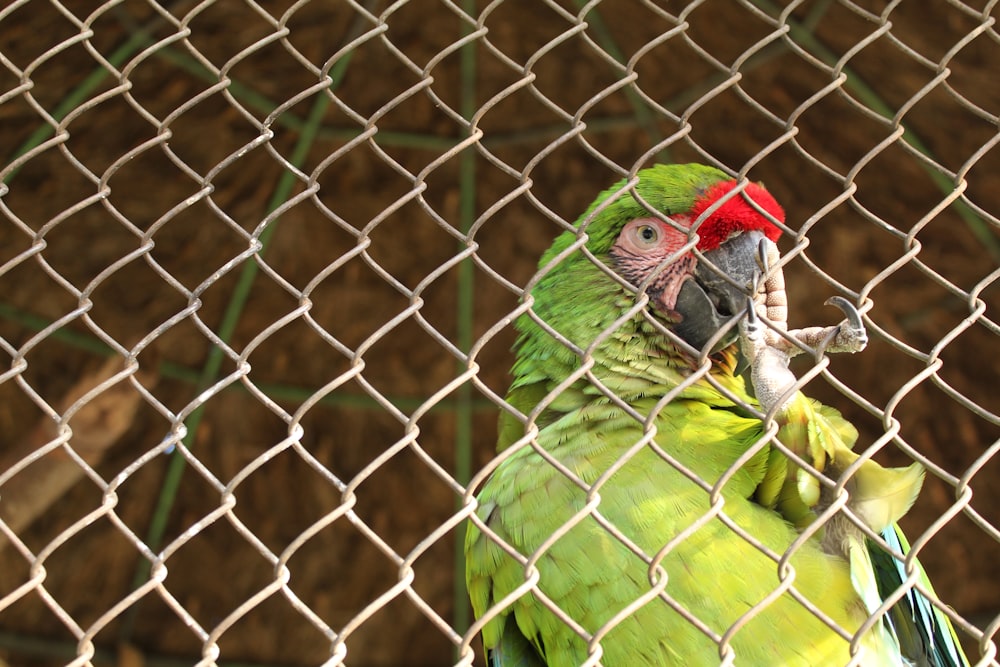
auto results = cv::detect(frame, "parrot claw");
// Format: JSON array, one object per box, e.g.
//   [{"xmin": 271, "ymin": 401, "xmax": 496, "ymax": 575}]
[
  {"xmin": 749, "ymin": 240, "xmax": 769, "ymax": 297},
  {"xmin": 741, "ymin": 295, "xmax": 764, "ymax": 343},
  {"xmin": 776, "ymin": 297, "xmax": 869, "ymax": 358},
  {"xmin": 823, "ymin": 296, "xmax": 868, "ymax": 354},
  {"xmin": 756, "ymin": 238, "xmax": 770, "ymax": 275}
]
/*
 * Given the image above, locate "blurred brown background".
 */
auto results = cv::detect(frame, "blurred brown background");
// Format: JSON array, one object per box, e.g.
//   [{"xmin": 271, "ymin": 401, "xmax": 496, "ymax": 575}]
[{"xmin": 0, "ymin": 0, "xmax": 998, "ymax": 665}]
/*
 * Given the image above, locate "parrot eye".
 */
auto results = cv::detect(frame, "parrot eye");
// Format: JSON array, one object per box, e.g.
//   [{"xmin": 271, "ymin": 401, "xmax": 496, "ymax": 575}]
[
  {"xmin": 625, "ymin": 221, "xmax": 661, "ymax": 249},
  {"xmin": 613, "ymin": 217, "xmax": 679, "ymax": 259}
]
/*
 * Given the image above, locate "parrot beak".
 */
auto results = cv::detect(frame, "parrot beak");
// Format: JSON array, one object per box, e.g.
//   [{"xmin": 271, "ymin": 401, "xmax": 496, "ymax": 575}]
[{"xmin": 672, "ymin": 230, "xmax": 768, "ymax": 355}]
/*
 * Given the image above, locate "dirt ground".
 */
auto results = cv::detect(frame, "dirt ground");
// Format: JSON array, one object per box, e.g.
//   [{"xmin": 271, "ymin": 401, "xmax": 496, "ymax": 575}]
[{"xmin": 0, "ymin": 0, "xmax": 998, "ymax": 665}]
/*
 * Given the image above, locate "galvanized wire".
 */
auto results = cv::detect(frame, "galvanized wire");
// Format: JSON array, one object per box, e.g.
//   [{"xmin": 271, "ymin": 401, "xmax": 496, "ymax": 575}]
[{"xmin": 1, "ymin": 0, "xmax": 999, "ymax": 665}]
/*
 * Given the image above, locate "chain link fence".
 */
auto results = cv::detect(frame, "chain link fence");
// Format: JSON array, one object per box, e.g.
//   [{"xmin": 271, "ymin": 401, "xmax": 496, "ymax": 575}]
[{"xmin": 0, "ymin": 0, "xmax": 998, "ymax": 665}]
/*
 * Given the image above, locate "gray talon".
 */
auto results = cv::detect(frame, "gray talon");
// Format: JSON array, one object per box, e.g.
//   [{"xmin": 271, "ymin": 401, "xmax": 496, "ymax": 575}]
[
  {"xmin": 825, "ymin": 296, "xmax": 868, "ymax": 352},
  {"xmin": 825, "ymin": 297, "xmax": 861, "ymax": 329},
  {"xmin": 743, "ymin": 296, "xmax": 763, "ymax": 341},
  {"xmin": 756, "ymin": 239, "xmax": 769, "ymax": 274}
]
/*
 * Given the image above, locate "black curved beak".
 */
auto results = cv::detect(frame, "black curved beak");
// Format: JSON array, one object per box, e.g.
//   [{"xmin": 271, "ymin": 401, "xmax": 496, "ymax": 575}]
[{"xmin": 672, "ymin": 230, "xmax": 768, "ymax": 354}]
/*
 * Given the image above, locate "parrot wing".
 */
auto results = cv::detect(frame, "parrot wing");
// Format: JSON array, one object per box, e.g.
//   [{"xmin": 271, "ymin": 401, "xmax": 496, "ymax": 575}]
[
  {"xmin": 466, "ymin": 392, "xmax": 900, "ymax": 666},
  {"xmin": 487, "ymin": 616, "xmax": 548, "ymax": 667},
  {"xmin": 870, "ymin": 525, "xmax": 969, "ymax": 667},
  {"xmin": 754, "ymin": 393, "xmax": 970, "ymax": 667}
]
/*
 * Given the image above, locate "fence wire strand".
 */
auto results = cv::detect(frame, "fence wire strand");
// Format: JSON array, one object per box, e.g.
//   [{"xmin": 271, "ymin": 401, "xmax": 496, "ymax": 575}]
[{"xmin": 0, "ymin": 0, "xmax": 999, "ymax": 665}]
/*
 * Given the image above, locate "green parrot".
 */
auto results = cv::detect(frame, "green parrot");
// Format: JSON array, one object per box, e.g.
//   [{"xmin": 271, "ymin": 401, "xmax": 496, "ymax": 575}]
[{"xmin": 464, "ymin": 164, "xmax": 969, "ymax": 666}]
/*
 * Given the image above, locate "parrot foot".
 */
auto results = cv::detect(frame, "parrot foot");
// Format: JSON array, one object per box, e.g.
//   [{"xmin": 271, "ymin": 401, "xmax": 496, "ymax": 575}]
[
  {"xmin": 739, "ymin": 297, "xmax": 797, "ymax": 415},
  {"xmin": 777, "ymin": 297, "xmax": 868, "ymax": 357},
  {"xmin": 824, "ymin": 296, "xmax": 868, "ymax": 354},
  {"xmin": 738, "ymin": 296, "xmax": 868, "ymax": 416}
]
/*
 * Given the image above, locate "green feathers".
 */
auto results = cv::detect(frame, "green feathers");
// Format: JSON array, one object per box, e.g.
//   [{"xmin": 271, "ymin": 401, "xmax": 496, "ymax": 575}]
[
  {"xmin": 465, "ymin": 164, "xmax": 968, "ymax": 666},
  {"xmin": 467, "ymin": 384, "xmax": 874, "ymax": 665},
  {"xmin": 755, "ymin": 394, "xmax": 925, "ymax": 536},
  {"xmin": 503, "ymin": 165, "xmax": 735, "ymax": 451},
  {"xmin": 546, "ymin": 163, "xmax": 730, "ymax": 258}
]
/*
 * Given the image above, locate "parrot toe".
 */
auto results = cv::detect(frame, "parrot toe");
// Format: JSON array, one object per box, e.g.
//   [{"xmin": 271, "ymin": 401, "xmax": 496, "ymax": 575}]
[{"xmin": 825, "ymin": 296, "xmax": 868, "ymax": 354}]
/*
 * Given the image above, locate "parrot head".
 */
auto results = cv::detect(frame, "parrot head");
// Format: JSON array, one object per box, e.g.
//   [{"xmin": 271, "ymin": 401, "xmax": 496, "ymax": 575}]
[{"xmin": 530, "ymin": 163, "xmax": 785, "ymax": 358}]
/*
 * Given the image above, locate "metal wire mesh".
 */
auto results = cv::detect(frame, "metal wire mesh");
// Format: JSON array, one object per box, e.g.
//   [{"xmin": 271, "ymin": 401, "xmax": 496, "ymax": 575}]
[{"xmin": 0, "ymin": 0, "xmax": 998, "ymax": 665}]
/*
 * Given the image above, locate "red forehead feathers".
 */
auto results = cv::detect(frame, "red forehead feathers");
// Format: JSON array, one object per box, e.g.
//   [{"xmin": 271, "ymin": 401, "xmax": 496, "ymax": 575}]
[{"xmin": 688, "ymin": 180, "xmax": 784, "ymax": 251}]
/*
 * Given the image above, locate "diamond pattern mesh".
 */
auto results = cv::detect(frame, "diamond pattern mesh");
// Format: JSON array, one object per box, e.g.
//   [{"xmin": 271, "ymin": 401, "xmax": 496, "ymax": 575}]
[{"xmin": 0, "ymin": 0, "xmax": 998, "ymax": 665}]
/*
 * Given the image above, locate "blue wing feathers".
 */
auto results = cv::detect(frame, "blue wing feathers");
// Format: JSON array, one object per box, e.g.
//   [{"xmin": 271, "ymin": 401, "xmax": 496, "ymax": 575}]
[
  {"xmin": 488, "ymin": 617, "xmax": 547, "ymax": 667},
  {"xmin": 871, "ymin": 525, "xmax": 969, "ymax": 667}
]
